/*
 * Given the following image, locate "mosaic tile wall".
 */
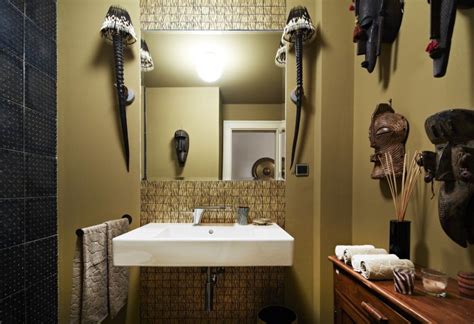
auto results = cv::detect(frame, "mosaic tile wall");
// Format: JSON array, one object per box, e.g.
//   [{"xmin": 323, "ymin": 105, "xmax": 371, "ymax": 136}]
[
  {"xmin": 140, "ymin": 0, "xmax": 286, "ymax": 30},
  {"xmin": 141, "ymin": 180, "xmax": 286, "ymax": 322},
  {"xmin": 0, "ymin": 0, "xmax": 57, "ymax": 322}
]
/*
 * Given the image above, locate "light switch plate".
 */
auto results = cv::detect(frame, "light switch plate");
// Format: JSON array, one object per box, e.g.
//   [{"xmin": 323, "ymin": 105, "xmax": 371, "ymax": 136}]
[{"xmin": 295, "ymin": 164, "xmax": 309, "ymax": 177}]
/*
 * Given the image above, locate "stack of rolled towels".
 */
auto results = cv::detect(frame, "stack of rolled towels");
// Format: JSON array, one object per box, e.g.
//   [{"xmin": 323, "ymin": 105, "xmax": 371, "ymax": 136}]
[{"xmin": 335, "ymin": 245, "xmax": 414, "ymax": 280}]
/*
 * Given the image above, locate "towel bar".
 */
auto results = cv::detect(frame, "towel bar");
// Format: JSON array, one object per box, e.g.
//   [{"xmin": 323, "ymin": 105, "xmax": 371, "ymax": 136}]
[{"xmin": 76, "ymin": 214, "xmax": 132, "ymax": 237}]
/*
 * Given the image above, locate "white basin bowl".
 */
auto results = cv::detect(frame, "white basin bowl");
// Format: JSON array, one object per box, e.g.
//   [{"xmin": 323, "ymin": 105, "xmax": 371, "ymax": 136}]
[{"xmin": 113, "ymin": 223, "xmax": 294, "ymax": 267}]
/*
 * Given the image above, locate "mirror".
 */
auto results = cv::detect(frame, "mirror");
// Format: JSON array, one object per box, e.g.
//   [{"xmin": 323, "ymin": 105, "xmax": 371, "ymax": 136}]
[{"xmin": 142, "ymin": 31, "xmax": 285, "ymax": 180}]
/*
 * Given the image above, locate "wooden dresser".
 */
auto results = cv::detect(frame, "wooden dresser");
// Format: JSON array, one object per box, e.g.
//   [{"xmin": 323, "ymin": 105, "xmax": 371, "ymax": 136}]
[{"xmin": 329, "ymin": 256, "xmax": 474, "ymax": 323}]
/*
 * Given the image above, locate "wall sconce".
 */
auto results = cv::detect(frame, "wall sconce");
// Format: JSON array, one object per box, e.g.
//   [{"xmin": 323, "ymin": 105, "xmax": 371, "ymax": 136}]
[
  {"xmin": 140, "ymin": 39, "xmax": 154, "ymax": 72},
  {"xmin": 100, "ymin": 6, "xmax": 137, "ymax": 171},
  {"xmin": 282, "ymin": 6, "xmax": 316, "ymax": 169}
]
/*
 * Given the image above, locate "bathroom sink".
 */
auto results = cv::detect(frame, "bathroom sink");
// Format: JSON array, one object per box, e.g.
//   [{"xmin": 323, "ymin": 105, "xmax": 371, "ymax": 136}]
[{"xmin": 113, "ymin": 223, "xmax": 294, "ymax": 267}]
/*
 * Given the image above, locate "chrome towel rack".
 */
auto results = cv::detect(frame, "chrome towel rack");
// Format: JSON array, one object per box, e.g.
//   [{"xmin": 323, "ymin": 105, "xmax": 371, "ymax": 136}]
[{"xmin": 75, "ymin": 214, "xmax": 132, "ymax": 237}]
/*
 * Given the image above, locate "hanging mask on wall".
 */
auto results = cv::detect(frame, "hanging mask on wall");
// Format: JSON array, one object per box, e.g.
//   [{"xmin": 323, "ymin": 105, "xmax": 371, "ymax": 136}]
[
  {"xmin": 369, "ymin": 102, "xmax": 409, "ymax": 179},
  {"xmin": 350, "ymin": 0, "xmax": 404, "ymax": 73},
  {"xmin": 174, "ymin": 130, "xmax": 189, "ymax": 166},
  {"xmin": 100, "ymin": 6, "xmax": 137, "ymax": 172},
  {"xmin": 425, "ymin": 0, "xmax": 474, "ymax": 77},
  {"xmin": 282, "ymin": 6, "xmax": 316, "ymax": 169},
  {"xmin": 418, "ymin": 109, "xmax": 474, "ymax": 248},
  {"xmin": 140, "ymin": 39, "xmax": 155, "ymax": 72}
]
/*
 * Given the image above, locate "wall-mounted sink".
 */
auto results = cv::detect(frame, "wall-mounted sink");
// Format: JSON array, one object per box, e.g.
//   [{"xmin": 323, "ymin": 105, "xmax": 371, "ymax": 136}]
[{"xmin": 113, "ymin": 223, "xmax": 294, "ymax": 267}]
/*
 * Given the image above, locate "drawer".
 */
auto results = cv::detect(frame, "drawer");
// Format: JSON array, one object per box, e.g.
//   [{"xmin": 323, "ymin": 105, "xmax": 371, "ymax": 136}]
[{"xmin": 334, "ymin": 268, "xmax": 411, "ymax": 323}]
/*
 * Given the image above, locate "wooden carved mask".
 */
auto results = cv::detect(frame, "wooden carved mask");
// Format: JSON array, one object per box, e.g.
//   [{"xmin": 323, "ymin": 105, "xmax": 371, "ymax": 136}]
[
  {"xmin": 369, "ymin": 103, "xmax": 409, "ymax": 179},
  {"xmin": 421, "ymin": 109, "xmax": 474, "ymax": 248}
]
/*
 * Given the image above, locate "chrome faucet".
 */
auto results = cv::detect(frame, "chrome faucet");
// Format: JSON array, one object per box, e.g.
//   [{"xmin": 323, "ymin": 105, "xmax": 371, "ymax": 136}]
[
  {"xmin": 192, "ymin": 206, "xmax": 227, "ymax": 225},
  {"xmin": 193, "ymin": 208, "xmax": 205, "ymax": 225}
]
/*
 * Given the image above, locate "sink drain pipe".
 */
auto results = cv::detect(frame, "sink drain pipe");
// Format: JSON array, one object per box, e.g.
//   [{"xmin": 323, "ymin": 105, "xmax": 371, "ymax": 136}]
[{"xmin": 204, "ymin": 267, "xmax": 224, "ymax": 312}]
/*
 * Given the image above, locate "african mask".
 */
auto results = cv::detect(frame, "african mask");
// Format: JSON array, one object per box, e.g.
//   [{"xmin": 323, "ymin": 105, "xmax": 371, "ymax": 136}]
[
  {"xmin": 369, "ymin": 103, "xmax": 409, "ymax": 179},
  {"xmin": 174, "ymin": 130, "xmax": 189, "ymax": 166},
  {"xmin": 419, "ymin": 109, "xmax": 474, "ymax": 248},
  {"xmin": 426, "ymin": 0, "xmax": 474, "ymax": 77},
  {"xmin": 351, "ymin": 0, "xmax": 404, "ymax": 73}
]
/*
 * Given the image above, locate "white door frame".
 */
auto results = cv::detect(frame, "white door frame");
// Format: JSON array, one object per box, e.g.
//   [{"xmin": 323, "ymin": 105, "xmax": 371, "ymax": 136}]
[{"xmin": 222, "ymin": 120, "xmax": 285, "ymax": 180}]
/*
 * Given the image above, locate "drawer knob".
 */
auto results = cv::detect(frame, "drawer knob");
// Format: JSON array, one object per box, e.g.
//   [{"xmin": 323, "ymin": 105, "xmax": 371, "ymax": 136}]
[{"xmin": 361, "ymin": 301, "xmax": 388, "ymax": 323}]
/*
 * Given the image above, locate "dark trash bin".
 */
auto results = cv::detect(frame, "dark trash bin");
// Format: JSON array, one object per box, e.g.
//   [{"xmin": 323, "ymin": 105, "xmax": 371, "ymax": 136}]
[{"xmin": 258, "ymin": 305, "xmax": 297, "ymax": 324}]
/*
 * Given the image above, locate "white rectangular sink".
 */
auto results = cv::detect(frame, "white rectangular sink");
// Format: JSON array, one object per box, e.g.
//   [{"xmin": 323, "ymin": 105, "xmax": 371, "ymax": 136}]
[{"xmin": 113, "ymin": 223, "xmax": 294, "ymax": 267}]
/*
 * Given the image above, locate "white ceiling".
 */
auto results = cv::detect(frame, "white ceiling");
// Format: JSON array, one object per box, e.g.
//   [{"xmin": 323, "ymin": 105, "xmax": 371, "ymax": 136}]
[{"xmin": 143, "ymin": 31, "xmax": 285, "ymax": 104}]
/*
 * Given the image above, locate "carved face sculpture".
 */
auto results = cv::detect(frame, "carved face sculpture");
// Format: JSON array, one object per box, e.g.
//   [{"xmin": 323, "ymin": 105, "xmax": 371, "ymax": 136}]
[
  {"xmin": 421, "ymin": 109, "xmax": 474, "ymax": 248},
  {"xmin": 369, "ymin": 103, "xmax": 409, "ymax": 179},
  {"xmin": 174, "ymin": 130, "xmax": 189, "ymax": 166},
  {"xmin": 352, "ymin": 0, "xmax": 404, "ymax": 72}
]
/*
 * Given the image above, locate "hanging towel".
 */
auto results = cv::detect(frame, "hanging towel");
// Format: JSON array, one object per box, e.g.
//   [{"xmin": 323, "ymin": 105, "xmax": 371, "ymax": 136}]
[
  {"xmin": 343, "ymin": 247, "xmax": 386, "ymax": 265},
  {"xmin": 335, "ymin": 245, "xmax": 374, "ymax": 260},
  {"xmin": 361, "ymin": 259, "xmax": 415, "ymax": 280},
  {"xmin": 105, "ymin": 218, "xmax": 130, "ymax": 319},
  {"xmin": 70, "ymin": 224, "xmax": 108, "ymax": 323},
  {"xmin": 351, "ymin": 254, "xmax": 398, "ymax": 273}
]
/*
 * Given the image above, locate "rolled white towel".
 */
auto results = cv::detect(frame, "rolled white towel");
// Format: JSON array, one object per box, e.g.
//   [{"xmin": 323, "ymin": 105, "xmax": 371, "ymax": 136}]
[
  {"xmin": 361, "ymin": 259, "xmax": 415, "ymax": 280},
  {"xmin": 352, "ymin": 254, "xmax": 398, "ymax": 273},
  {"xmin": 344, "ymin": 247, "xmax": 387, "ymax": 265},
  {"xmin": 335, "ymin": 245, "xmax": 374, "ymax": 261}
]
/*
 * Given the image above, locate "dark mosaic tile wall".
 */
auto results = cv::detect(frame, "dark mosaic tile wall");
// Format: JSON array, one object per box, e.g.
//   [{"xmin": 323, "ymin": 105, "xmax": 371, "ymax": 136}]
[
  {"xmin": 0, "ymin": 0, "xmax": 57, "ymax": 322},
  {"xmin": 141, "ymin": 180, "xmax": 286, "ymax": 323},
  {"xmin": 140, "ymin": 0, "xmax": 286, "ymax": 30}
]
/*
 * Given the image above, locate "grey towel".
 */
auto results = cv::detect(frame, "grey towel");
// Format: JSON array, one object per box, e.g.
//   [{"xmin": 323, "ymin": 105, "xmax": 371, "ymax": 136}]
[
  {"xmin": 352, "ymin": 254, "xmax": 398, "ymax": 273},
  {"xmin": 105, "ymin": 218, "xmax": 130, "ymax": 319},
  {"xmin": 361, "ymin": 259, "xmax": 415, "ymax": 280},
  {"xmin": 343, "ymin": 247, "xmax": 386, "ymax": 265},
  {"xmin": 70, "ymin": 224, "xmax": 108, "ymax": 324},
  {"xmin": 335, "ymin": 244, "xmax": 374, "ymax": 260}
]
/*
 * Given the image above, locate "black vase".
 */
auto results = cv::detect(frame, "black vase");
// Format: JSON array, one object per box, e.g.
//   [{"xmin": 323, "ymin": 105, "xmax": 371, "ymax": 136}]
[{"xmin": 389, "ymin": 220, "xmax": 411, "ymax": 259}]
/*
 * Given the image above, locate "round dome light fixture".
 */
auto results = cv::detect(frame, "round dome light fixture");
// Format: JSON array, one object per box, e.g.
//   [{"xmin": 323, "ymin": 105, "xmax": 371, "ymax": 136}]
[{"xmin": 195, "ymin": 51, "xmax": 223, "ymax": 82}]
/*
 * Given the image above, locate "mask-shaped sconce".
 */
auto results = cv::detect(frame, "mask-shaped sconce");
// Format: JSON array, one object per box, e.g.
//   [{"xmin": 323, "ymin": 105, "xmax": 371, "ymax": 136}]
[
  {"xmin": 350, "ymin": 0, "xmax": 404, "ymax": 73},
  {"xmin": 282, "ymin": 6, "xmax": 316, "ymax": 169},
  {"xmin": 140, "ymin": 39, "xmax": 154, "ymax": 72},
  {"xmin": 100, "ymin": 6, "xmax": 137, "ymax": 172},
  {"xmin": 425, "ymin": 0, "xmax": 474, "ymax": 77},
  {"xmin": 418, "ymin": 109, "xmax": 474, "ymax": 248},
  {"xmin": 369, "ymin": 102, "xmax": 409, "ymax": 179},
  {"xmin": 174, "ymin": 130, "xmax": 189, "ymax": 166}
]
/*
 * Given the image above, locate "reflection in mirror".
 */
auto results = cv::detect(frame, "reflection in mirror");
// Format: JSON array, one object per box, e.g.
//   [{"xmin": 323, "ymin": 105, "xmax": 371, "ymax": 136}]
[{"xmin": 142, "ymin": 31, "xmax": 285, "ymax": 180}]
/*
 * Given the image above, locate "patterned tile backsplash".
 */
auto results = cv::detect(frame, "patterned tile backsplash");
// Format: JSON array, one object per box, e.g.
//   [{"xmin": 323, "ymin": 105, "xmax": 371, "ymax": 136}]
[
  {"xmin": 140, "ymin": 0, "xmax": 286, "ymax": 30},
  {"xmin": 141, "ymin": 180, "xmax": 285, "ymax": 226},
  {"xmin": 141, "ymin": 180, "xmax": 286, "ymax": 322}
]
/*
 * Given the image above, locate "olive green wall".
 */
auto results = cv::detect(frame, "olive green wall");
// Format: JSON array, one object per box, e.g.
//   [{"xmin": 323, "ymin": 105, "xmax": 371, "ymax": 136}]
[
  {"xmin": 58, "ymin": 1, "xmax": 141, "ymax": 323},
  {"xmin": 222, "ymin": 103, "xmax": 284, "ymax": 121},
  {"xmin": 352, "ymin": 1, "xmax": 474, "ymax": 277},
  {"xmin": 284, "ymin": 0, "xmax": 354, "ymax": 323},
  {"xmin": 145, "ymin": 87, "xmax": 220, "ymax": 180}
]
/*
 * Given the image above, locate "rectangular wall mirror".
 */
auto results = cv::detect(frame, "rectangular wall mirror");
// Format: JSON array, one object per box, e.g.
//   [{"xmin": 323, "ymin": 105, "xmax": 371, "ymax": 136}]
[{"xmin": 142, "ymin": 30, "xmax": 286, "ymax": 181}]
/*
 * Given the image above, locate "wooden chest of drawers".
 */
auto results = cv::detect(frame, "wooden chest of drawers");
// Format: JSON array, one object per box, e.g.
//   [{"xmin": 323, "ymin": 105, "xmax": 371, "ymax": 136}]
[{"xmin": 329, "ymin": 256, "xmax": 474, "ymax": 323}]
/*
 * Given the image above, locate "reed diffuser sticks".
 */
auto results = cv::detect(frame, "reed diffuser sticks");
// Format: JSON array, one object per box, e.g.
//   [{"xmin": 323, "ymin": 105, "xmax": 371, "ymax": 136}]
[{"xmin": 380, "ymin": 152, "xmax": 422, "ymax": 222}]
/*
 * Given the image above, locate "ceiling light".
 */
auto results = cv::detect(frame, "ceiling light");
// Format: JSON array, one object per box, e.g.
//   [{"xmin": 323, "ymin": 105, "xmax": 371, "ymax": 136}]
[{"xmin": 196, "ymin": 51, "xmax": 223, "ymax": 82}]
